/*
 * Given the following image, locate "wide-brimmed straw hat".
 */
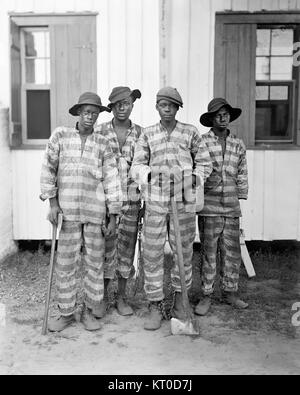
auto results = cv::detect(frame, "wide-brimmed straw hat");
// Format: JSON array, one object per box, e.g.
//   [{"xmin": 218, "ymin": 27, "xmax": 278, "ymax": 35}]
[
  {"xmin": 69, "ymin": 92, "xmax": 110, "ymax": 116},
  {"xmin": 107, "ymin": 86, "xmax": 141, "ymax": 109},
  {"xmin": 156, "ymin": 86, "xmax": 183, "ymax": 107},
  {"xmin": 200, "ymin": 98, "xmax": 242, "ymax": 127}
]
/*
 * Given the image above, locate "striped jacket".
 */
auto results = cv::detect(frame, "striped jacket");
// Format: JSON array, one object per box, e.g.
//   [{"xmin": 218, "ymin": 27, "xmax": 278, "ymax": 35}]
[
  {"xmin": 95, "ymin": 121, "xmax": 142, "ymax": 211},
  {"xmin": 40, "ymin": 126, "xmax": 121, "ymax": 224},
  {"xmin": 199, "ymin": 129, "xmax": 248, "ymax": 217},
  {"xmin": 131, "ymin": 121, "xmax": 212, "ymax": 214}
]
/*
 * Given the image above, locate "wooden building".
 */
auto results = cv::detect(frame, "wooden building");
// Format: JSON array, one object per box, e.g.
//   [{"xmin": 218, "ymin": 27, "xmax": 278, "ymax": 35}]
[{"xmin": 0, "ymin": 0, "xmax": 300, "ymax": 259}]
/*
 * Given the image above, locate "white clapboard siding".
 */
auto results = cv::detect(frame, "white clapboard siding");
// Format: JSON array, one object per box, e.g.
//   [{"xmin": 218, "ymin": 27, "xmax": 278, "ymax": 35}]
[
  {"xmin": 11, "ymin": 148, "xmax": 300, "ymax": 241},
  {"xmin": 0, "ymin": 108, "xmax": 17, "ymax": 258},
  {"xmin": 2, "ymin": 0, "xmax": 300, "ymax": 242}
]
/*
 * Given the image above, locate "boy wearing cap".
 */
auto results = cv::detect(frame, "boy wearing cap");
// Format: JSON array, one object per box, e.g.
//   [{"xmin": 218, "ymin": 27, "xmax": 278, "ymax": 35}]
[
  {"xmin": 40, "ymin": 92, "xmax": 121, "ymax": 332},
  {"xmin": 95, "ymin": 86, "xmax": 142, "ymax": 317},
  {"xmin": 131, "ymin": 87, "xmax": 212, "ymax": 330},
  {"xmin": 195, "ymin": 98, "xmax": 249, "ymax": 316}
]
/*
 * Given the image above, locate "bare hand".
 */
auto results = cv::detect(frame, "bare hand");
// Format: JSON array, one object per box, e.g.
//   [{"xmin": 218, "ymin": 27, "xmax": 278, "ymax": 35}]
[
  {"xmin": 105, "ymin": 215, "xmax": 117, "ymax": 237},
  {"xmin": 48, "ymin": 197, "xmax": 62, "ymax": 225},
  {"xmin": 48, "ymin": 205, "xmax": 62, "ymax": 225}
]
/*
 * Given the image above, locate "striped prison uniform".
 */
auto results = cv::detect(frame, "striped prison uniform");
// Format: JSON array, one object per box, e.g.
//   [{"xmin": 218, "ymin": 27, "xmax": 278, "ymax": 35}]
[
  {"xmin": 198, "ymin": 129, "xmax": 248, "ymax": 295},
  {"xmin": 40, "ymin": 126, "xmax": 121, "ymax": 315},
  {"xmin": 131, "ymin": 121, "xmax": 212, "ymax": 301},
  {"xmin": 96, "ymin": 121, "xmax": 142, "ymax": 280}
]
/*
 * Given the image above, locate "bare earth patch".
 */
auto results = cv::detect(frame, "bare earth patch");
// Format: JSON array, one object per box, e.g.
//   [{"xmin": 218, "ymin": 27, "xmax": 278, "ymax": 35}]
[{"xmin": 0, "ymin": 243, "xmax": 299, "ymax": 375}]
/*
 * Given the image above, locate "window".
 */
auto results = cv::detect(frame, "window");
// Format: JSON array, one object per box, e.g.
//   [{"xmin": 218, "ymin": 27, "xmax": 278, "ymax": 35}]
[
  {"xmin": 21, "ymin": 28, "xmax": 51, "ymax": 143},
  {"xmin": 10, "ymin": 13, "xmax": 97, "ymax": 147},
  {"xmin": 214, "ymin": 13, "xmax": 300, "ymax": 148},
  {"xmin": 256, "ymin": 26, "xmax": 295, "ymax": 143}
]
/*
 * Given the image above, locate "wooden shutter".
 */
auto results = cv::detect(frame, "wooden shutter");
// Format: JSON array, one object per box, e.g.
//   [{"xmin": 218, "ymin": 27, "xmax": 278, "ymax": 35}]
[
  {"xmin": 10, "ymin": 19, "xmax": 22, "ymax": 147},
  {"xmin": 50, "ymin": 20, "xmax": 97, "ymax": 128},
  {"xmin": 214, "ymin": 20, "xmax": 256, "ymax": 147}
]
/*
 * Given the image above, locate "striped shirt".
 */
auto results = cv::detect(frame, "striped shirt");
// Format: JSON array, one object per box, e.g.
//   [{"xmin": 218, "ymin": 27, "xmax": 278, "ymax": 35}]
[
  {"xmin": 131, "ymin": 121, "xmax": 212, "ymax": 214},
  {"xmin": 200, "ymin": 129, "xmax": 248, "ymax": 217},
  {"xmin": 40, "ymin": 126, "xmax": 121, "ymax": 224},
  {"xmin": 95, "ymin": 121, "xmax": 142, "ymax": 207}
]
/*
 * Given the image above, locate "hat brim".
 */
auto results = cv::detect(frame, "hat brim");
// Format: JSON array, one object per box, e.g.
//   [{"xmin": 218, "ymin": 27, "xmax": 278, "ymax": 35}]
[
  {"xmin": 200, "ymin": 106, "xmax": 242, "ymax": 127},
  {"xmin": 108, "ymin": 89, "xmax": 142, "ymax": 109},
  {"xmin": 69, "ymin": 103, "xmax": 110, "ymax": 116}
]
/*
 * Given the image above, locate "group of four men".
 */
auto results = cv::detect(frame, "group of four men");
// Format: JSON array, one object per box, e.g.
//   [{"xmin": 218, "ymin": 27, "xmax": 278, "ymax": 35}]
[{"xmin": 40, "ymin": 86, "xmax": 248, "ymax": 333}]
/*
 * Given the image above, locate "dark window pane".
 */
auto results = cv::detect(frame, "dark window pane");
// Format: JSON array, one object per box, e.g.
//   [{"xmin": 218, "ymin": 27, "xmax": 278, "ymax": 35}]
[
  {"xmin": 26, "ymin": 90, "xmax": 50, "ymax": 139},
  {"xmin": 255, "ymin": 101, "xmax": 290, "ymax": 140}
]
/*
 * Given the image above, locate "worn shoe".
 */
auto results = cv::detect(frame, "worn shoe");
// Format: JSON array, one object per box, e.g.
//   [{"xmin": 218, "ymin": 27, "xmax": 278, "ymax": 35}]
[
  {"xmin": 48, "ymin": 314, "xmax": 76, "ymax": 332},
  {"xmin": 92, "ymin": 300, "xmax": 108, "ymax": 319},
  {"xmin": 81, "ymin": 309, "xmax": 102, "ymax": 331},
  {"xmin": 116, "ymin": 296, "xmax": 134, "ymax": 316},
  {"xmin": 194, "ymin": 296, "xmax": 212, "ymax": 316},
  {"xmin": 144, "ymin": 302, "xmax": 163, "ymax": 331},
  {"xmin": 222, "ymin": 293, "xmax": 249, "ymax": 309}
]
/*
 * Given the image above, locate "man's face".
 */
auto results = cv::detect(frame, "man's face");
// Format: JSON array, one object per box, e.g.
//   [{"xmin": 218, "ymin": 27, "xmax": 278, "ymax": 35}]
[
  {"xmin": 78, "ymin": 104, "xmax": 100, "ymax": 128},
  {"xmin": 156, "ymin": 99, "xmax": 179, "ymax": 123},
  {"xmin": 212, "ymin": 106, "xmax": 230, "ymax": 130},
  {"xmin": 111, "ymin": 96, "xmax": 134, "ymax": 122}
]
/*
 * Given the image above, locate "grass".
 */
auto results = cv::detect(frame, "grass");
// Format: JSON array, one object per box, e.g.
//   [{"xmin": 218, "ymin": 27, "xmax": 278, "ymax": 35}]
[{"xmin": 0, "ymin": 240, "xmax": 299, "ymax": 338}]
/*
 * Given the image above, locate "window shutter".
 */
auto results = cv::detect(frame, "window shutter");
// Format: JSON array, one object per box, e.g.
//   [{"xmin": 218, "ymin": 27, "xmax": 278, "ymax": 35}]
[
  {"xmin": 50, "ymin": 21, "xmax": 97, "ymax": 129},
  {"xmin": 10, "ymin": 19, "xmax": 22, "ymax": 147},
  {"xmin": 214, "ymin": 21, "xmax": 256, "ymax": 147}
]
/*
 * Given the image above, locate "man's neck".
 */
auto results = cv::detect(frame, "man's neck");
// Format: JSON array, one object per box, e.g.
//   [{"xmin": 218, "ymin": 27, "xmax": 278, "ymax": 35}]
[
  {"xmin": 113, "ymin": 118, "xmax": 131, "ymax": 129},
  {"xmin": 161, "ymin": 119, "xmax": 177, "ymax": 133},
  {"xmin": 77, "ymin": 123, "xmax": 93, "ymax": 136},
  {"xmin": 212, "ymin": 127, "xmax": 228, "ymax": 138}
]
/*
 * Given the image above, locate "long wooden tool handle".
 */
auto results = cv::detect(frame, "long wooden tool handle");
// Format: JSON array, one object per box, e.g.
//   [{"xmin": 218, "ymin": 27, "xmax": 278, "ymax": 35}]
[
  {"xmin": 171, "ymin": 197, "xmax": 190, "ymax": 316},
  {"xmin": 42, "ymin": 222, "xmax": 58, "ymax": 335}
]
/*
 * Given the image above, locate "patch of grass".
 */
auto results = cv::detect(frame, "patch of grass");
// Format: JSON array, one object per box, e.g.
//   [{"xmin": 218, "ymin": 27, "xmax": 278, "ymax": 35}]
[{"xmin": 1, "ymin": 241, "xmax": 299, "ymax": 338}]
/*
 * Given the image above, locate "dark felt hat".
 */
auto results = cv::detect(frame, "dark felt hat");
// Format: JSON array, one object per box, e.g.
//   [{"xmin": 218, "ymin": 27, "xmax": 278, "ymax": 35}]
[
  {"xmin": 107, "ymin": 86, "xmax": 141, "ymax": 109},
  {"xmin": 156, "ymin": 86, "xmax": 183, "ymax": 107},
  {"xmin": 200, "ymin": 98, "xmax": 242, "ymax": 127},
  {"xmin": 69, "ymin": 92, "xmax": 110, "ymax": 116}
]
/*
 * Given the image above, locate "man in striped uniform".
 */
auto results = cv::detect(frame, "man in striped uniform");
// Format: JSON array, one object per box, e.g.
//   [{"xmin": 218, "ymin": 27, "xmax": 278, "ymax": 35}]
[
  {"xmin": 40, "ymin": 92, "xmax": 121, "ymax": 332},
  {"xmin": 131, "ymin": 87, "xmax": 212, "ymax": 330},
  {"xmin": 95, "ymin": 86, "xmax": 142, "ymax": 317},
  {"xmin": 195, "ymin": 98, "xmax": 249, "ymax": 316}
]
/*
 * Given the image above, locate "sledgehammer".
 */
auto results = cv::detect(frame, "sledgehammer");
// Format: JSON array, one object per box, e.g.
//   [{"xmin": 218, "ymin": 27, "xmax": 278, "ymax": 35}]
[{"xmin": 170, "ymin": 197, "xmax": 200, "ymax": 336}]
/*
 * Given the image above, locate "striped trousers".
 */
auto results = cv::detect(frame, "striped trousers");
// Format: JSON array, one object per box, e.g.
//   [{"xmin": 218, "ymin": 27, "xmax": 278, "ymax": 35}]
[
  {"xmin": 56, "ymin": 221, "xmax": 105, "ymax": 316},
  {"xmin": 104, "ymin": 208, "xmax": 139, "ymax": 280},
  {"xmin": 198, "ymin": 216, "xmax": 241, "ymax": 295},
  {"xmin": 143, "ymin": 205, "xmax": 195, "ymax": 302}
]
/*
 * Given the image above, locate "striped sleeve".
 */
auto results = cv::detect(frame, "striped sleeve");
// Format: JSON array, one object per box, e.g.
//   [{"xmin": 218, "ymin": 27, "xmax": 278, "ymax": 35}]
[
  {"xmin": 130, "ymin": 131, "xmax": 151, "ymax": 186},
  {"xmin": 192, "ymin": 131, "xmax": 212, "ymax": 185},
  {"xmin": 237, "ymin": 140, "xmax": 248, "ymax": 199},
  {"xmin": 40, "ymin": 128, "xmax": 60, "ymax": 201},
  {"xmin": 101, "ymin": 138, "xmax": 122, "ymax": 215}
]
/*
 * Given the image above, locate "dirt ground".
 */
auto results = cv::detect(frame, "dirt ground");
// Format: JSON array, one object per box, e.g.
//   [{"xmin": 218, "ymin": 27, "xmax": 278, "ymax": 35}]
[{"xmin": 0, "ymin": 242, "xmax": 299, "ymax": 375}]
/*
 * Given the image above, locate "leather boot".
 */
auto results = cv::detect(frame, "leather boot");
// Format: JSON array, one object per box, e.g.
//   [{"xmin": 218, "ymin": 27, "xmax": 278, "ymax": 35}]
[
  {"xmin": 222, "ymin": 292, "xmax": 249, "ymax": 309},
  {"xmin": 48, "ymin": 314, "xmax": 76, "ymax": 332},
  {"xmin": 116, "ymin": 277, "xmax": 133, "ymax": 316},
  {"xmin": 81, "ymin": 308, "xmax": 102, "ymax": 331},
  {"xmin": 195, "ymin": 295, "xmax": 212, "ymax": 316},
  {"xmin": 144, "ymin": 302, "xmax": 163, "ymax": 331}
]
